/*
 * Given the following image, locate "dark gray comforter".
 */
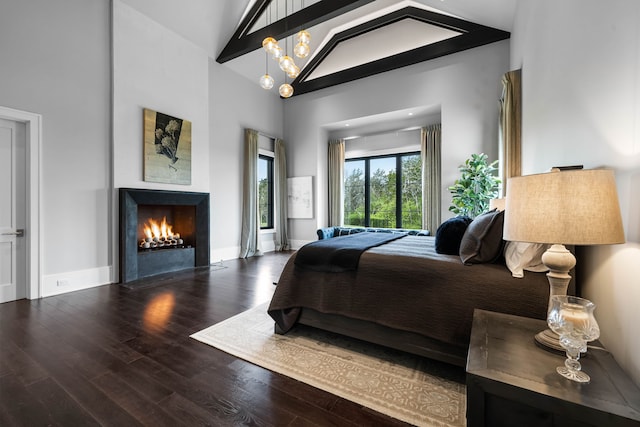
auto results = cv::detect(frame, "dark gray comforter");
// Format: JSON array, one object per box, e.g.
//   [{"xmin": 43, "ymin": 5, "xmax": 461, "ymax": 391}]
[{"xmin": 268, "ymin": 235, "xmax": 551, "ymax": 349}]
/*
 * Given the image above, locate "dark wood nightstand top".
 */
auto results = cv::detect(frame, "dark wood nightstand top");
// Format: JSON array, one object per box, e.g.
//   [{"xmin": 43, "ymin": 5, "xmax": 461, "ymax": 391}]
[{"xmin": 466, "ymin": 309, "xmax": 640, "ymax": 425}]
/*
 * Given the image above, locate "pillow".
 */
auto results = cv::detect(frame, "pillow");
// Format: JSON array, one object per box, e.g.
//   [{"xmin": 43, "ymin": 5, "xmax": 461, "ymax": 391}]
[
  {"xmin": 407, "ymin": 229, "xmax": 430, "ymax": 236},
  {"xmin": 336, "ymin": 227, "xmax": 364, "ymax": 236},
  {"xmin": 435, "ymin": 216, "xmax": 473, "ymax": 255},
  {"xmin": 459, "ymin": 209, "xmax": 505, "ymax": 264},
  {"xmin": 504, "ymin": 241, "xmax": 549, "ymax": 278},
  {"xmin": 317, "ymin": 227, "xmax": 336, "ymax": 240}
]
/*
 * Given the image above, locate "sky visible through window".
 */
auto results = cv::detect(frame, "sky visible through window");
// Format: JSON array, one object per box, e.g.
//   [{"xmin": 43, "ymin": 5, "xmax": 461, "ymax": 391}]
[
  {"xmin": 345, "ymin": 156, "xmax": 396, "ymax": 175},
  {"xmin": 258, "ymin": 158, "xmax": 267, "ymax": 179}
]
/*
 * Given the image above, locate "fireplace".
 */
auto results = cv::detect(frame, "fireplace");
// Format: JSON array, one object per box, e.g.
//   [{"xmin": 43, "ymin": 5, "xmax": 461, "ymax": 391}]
[{"xmin": 119, "ymin": 188, "xmax": 209, "ymax": 283}]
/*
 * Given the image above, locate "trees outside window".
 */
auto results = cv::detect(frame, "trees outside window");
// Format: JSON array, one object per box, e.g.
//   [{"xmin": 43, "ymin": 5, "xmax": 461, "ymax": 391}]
[
  {"xmin": 401, "ymin": 155, "xmax": 423, "ymax": 229},
  {"xmin": 344, "ymin": 160, "xmax": 365, "ymax": 226},
  {"xmin": 344, "ymin": 153, "xmax": 422, "ymax": 229},
  {"xmin": 258, "ymin": 154, "xmax": 274, "ymax": 229}
]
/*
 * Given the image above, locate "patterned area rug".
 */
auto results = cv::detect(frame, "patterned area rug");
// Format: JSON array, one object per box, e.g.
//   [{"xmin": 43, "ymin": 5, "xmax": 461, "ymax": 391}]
[{"xmin": 191, "ymin": 303, "xmax": 466, "ymax": 427}]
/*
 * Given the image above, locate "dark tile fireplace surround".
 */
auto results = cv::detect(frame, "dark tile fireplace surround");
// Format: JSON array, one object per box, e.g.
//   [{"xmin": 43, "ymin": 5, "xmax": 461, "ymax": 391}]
[{"xmin": 119, "ymin": 188, "xmax": 210, "ymax": 284}]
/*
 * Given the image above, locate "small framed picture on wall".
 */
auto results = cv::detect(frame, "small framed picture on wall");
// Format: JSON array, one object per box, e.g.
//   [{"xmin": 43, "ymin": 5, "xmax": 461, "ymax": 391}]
[{"xmin": 287, "ymin": 176, "xmax": 313, "ymax": 219}]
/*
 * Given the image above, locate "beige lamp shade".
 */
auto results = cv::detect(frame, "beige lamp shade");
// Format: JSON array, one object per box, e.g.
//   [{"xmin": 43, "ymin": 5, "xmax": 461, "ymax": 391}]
[{"xmin": 504, "ymin": 169, "xmax": 625, "ymax": 245}]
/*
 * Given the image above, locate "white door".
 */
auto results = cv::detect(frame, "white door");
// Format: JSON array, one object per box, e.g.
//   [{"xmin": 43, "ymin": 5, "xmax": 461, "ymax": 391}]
[{"xmin": 0, "ymin": 118, "xmax": 27, "ymax": 303}]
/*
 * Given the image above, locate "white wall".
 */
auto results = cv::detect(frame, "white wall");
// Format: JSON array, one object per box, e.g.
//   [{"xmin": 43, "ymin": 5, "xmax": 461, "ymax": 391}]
[
  {"xmin": 209, "ymin": 62, "xmax": 283, "ymax": 260},
  {"xmin": 113, "ymin": 0, "xmax": 210, "ymax": 193},
  {"xmin": 344, "ymin": 129, "xmax": 423, "ymax": 158},
  {"xmin": 283, "ymin": 40, "xmax": 510, "ymax": 243},
  {"xmin": 118, "ymin": 0, "xmax": 246, "ymax": 60},
  {"xmin": 0, "ymin": 0, "xmax": 282, "ymax": 297},
  {"xmin": 113, "ymin": 0, "xmax": 284, "ymax": 263},
  {"xmin": 511, "ymin": 0, "xmax": 640, "ymax": 385},
  {"xmin": 0, "ymin": 0, "xmax": 112, "ymax": 296}
]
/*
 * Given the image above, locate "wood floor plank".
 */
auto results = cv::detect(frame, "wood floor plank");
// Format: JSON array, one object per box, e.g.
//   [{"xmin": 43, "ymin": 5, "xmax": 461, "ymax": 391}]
[
  {"xmin": 40, "ymin": 297, "xmax": 144, "ymax": 362},
  {"xmin": 26, "ymin": 377, "xmax": 101, "ymax": 427},
  {"xmin": 193, "ymin": 361, "xmax": 357, "ymax": 426},
  {"xmin": 228, "ymin": 359, "xmax": 341, "ymax": 413},
  {"xmin": 0, "ymin": 358, "xmax": 11, "ymax": 378},
  {"xmin": 0, "ymin": 373, "xmax": 56, "ymax": 426},
  {"xmin": 128, "ymin": 355, "xmax": 281, "ymax": 426},
  {"xmin": 23, "ymin": 307, "xmax": 136, "ymax": 382},
  {"xmin": 91, "ymin": 372, "xmax": 183, "ymax": 426},
  {"xmin": 0, "ymin": 341, "xmax": 48, "ymax": 385},
  {"xmin": 103, "ymin": 356, "xmax": 175, "ymax": 403},
  {"xmin": 0, "ymin": 404, "xmax": 16, "ymax": 427},
  {"xmin": 7, "ymin": 313, "xmax": 144, "ymax": 426},
  {"xmin": 219, "ymin": 358, "xmax": 401, "ymax": 427},
  {"xmin": 158, "ymin": 391, "xmax": 249, "ymax": 427}
]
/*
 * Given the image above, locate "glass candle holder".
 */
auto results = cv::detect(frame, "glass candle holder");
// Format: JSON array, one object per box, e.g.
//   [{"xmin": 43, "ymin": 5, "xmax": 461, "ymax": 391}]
[{"xmin": 547, "ymin": 295, "xmax": 600, "ymax": 383}]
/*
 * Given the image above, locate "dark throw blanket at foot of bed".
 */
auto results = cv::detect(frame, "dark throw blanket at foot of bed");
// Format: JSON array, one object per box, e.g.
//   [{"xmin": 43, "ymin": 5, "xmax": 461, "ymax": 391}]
[{"xmin": 294, "ymin": 232, "xmax": 406, "ymax": 272}]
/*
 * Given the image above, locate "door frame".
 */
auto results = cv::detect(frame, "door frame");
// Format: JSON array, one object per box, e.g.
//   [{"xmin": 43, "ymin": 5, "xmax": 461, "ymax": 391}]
[{"xmin": 0, "ymin": 106, "xmax": 41, "ymax": 300}]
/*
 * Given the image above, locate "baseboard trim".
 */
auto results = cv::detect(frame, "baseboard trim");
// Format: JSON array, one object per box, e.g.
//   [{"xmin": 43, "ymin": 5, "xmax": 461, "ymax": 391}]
[
  {"xmin": 289, "ymin": 239, "xmax": 312, "ymax": 250},
  {"xmin": 211, "ymin": 246, "xmax": 241, "ymax": 262},
  {"xmin": 40, "ymin": 241, "xmax": 306, "ymax": 298},
  {"xmin": 42, "ymin": 266, "xmax": 112, "ymax": 297}
]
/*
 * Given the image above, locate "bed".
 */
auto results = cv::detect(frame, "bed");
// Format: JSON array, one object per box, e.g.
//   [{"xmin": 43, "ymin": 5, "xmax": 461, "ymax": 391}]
[{"xmin": 268, "ymin": 213, "xmax": 573, "ymax": 367}]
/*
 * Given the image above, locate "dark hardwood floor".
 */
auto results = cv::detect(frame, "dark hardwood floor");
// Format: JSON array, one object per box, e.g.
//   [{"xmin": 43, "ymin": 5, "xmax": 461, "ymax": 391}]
[{"xmin": 0, "ymin": 252, "xmax": 457, "ymax": 426}]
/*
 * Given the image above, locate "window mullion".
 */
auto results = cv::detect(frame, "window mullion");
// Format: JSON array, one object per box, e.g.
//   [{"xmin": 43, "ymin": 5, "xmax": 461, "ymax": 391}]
[
  {"xmin": 258, "ymin": 154, "xmax": 274, "ymax": 230},
  {"xmin": 364, "ymin": 159, "xmax": 371, "ymax": 227},
  {"xmin": 267, "ymin": 157, "xmax": 274, "ymax": 228},
  {"xmin": 396, "ymin": 155, "xmax": 402, "ymax": 228},
  {"xmin": 344, "ymin": 151, "xmax": 421, "ymax": 230}
]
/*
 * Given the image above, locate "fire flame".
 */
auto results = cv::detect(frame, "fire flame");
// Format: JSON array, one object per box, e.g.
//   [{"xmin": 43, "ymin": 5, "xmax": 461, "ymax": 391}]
[{"xmin": 143, "ymin": 216, "xmax": 174, "ymax": 239}]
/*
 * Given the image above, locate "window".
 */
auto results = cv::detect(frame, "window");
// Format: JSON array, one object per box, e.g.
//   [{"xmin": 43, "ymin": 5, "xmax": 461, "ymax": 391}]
[
  {"xmin": 258, "ymin": 154, "xmax": 274, "ymax": 229},
  {"xmin": 344, "ymin": 152, "xmax": 422, "ymax": 229}
]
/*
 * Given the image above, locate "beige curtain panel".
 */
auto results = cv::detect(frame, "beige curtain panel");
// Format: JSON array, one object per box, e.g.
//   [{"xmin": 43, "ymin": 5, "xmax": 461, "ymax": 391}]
[
  {"xmin": 421, "ymin": 124, "xmax": 441, "ymax": 234},
  {"xmin": 328, "ymin": 139, "xmax": 345, "ymax": 227},
  {"xmin": 239, "ymin": 129, "xmax": 262, "ymax": 258},
  {"xmin": 274, "ymin": 138, "xmax": 289, "ymax": 251},
  {"xmin": 499, "ymin": 68, "xmax": 522, "ymax": 196}
]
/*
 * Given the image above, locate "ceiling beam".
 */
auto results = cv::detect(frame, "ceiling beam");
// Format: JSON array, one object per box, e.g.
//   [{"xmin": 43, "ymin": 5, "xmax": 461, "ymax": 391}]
[
  {"xmin": 217, "ymin": 0, "xmax": 376, "ymax": 63},
  {"xmin": 291, "ymin": 7, "xmax": 510, "ymax": 96}
]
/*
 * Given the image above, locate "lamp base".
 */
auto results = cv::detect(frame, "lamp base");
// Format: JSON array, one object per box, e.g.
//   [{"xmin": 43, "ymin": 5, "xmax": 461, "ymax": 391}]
[
  {"xmin": 535, "ymin": 244, "xmax": 576, "ymax": 354},
  {"xmin": 534, "ymin": 328, "xmax": 565, "ymax": 353}
]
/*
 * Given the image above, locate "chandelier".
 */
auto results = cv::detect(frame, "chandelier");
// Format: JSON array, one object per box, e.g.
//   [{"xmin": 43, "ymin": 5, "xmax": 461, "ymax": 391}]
[{"xmin": 259, "ymin": 1, "xmax": 311, "ymax": 98}]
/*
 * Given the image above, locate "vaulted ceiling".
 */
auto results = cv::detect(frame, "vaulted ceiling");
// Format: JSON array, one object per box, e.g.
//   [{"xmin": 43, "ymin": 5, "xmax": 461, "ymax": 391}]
[{"xmin": 218, "ymin": 0, "xmax": 515, "ymax": 98}]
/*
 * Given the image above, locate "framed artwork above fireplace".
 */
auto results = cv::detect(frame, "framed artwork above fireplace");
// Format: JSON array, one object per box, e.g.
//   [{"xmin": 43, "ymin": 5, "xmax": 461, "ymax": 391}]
[{"xmin": 143, "ymin": 108, "xmax": 192, "ymax": 185}]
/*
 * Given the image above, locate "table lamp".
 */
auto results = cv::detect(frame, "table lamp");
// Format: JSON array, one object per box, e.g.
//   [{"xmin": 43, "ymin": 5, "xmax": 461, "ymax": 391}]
[{"xmin": 503, "ymin": 168, "xmax": 625, "ymax": 351}]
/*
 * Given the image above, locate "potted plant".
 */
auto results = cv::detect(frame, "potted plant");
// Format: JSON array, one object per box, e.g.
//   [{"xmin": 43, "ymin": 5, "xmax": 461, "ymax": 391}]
[{"xmin": 448, "ymin": 153, "xmax": 501, "ymax": 218}]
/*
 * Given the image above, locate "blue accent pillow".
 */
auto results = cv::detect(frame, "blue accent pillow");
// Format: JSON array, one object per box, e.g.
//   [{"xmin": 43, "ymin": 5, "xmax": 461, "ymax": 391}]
[
  {"xmin": 337, "ymin": 227, "xmax": 364, "ymax": 236},
  {"xmin": 435, "ymin": 216, "xmax": 473, "ymax": 255},
  {"xmin": 317, "ymin": 227, "xmax": 337, "ymax": 240}
]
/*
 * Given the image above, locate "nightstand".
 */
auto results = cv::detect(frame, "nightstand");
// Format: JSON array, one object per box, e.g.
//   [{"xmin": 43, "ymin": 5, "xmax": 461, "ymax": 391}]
[{"xmin": 466, "ymin": 309, "xmax": 640, "ymax": 427}]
